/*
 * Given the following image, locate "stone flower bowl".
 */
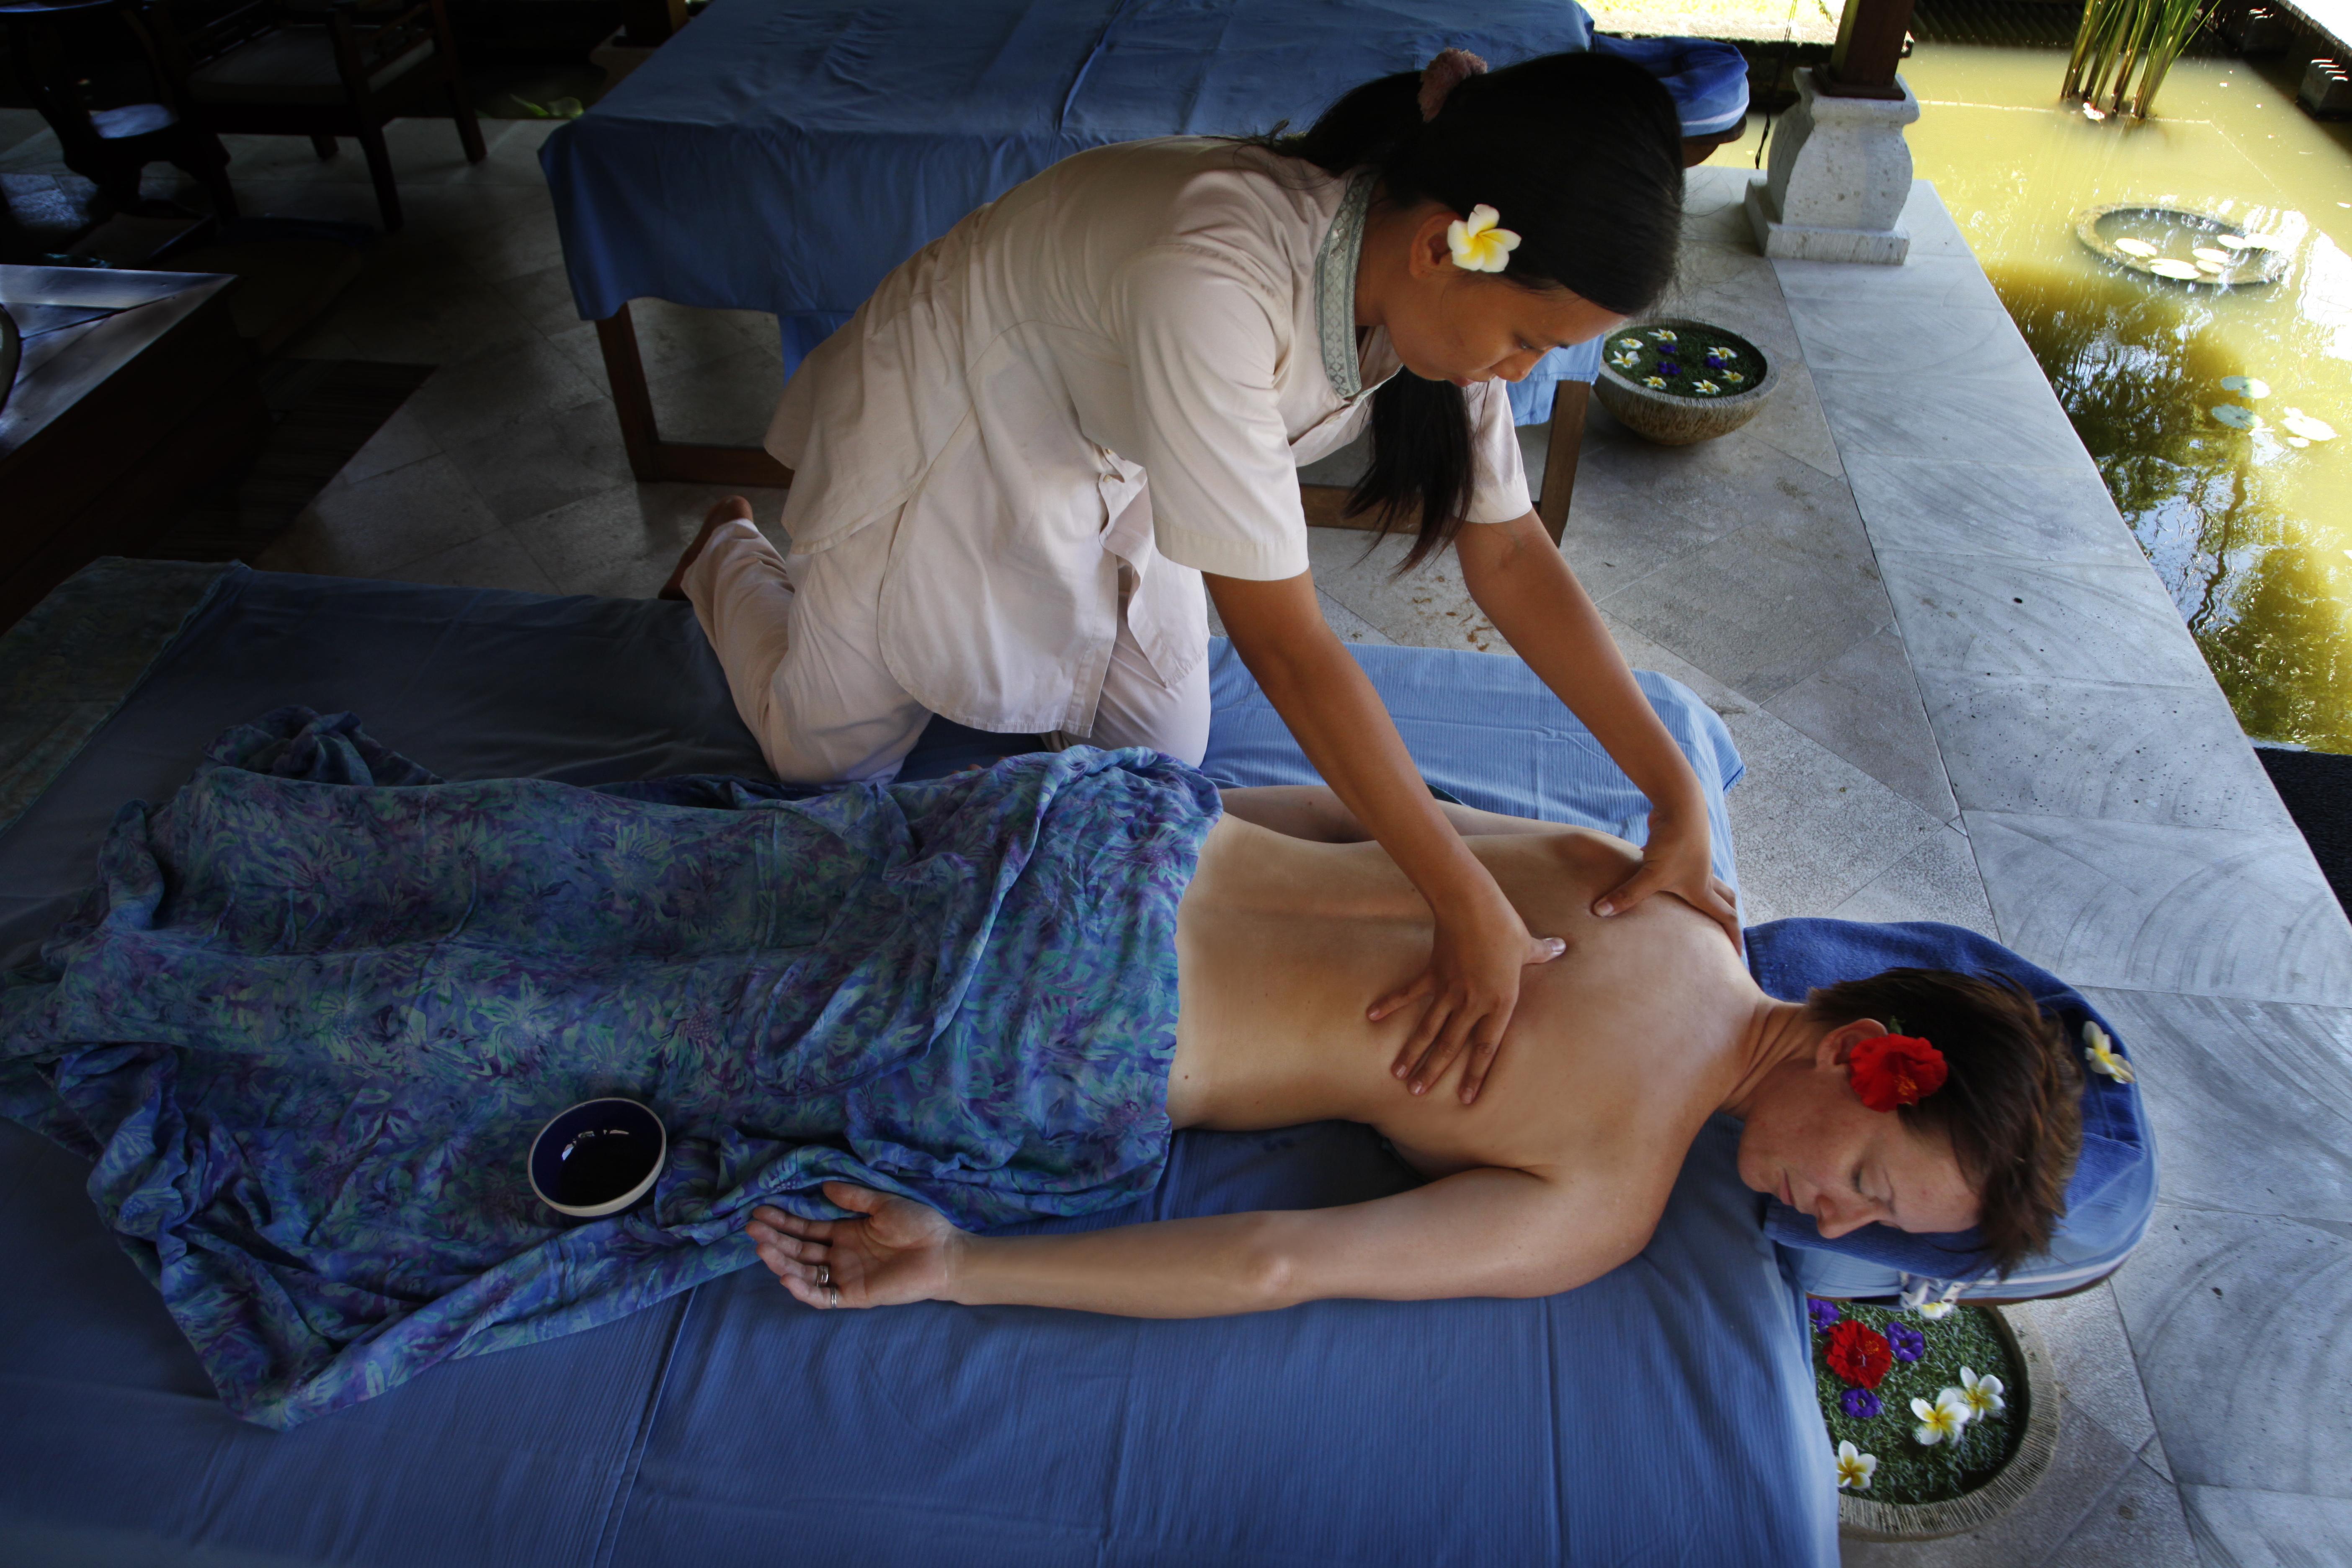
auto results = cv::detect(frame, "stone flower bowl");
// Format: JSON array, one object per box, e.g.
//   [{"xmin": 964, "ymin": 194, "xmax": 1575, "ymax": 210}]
[
  {"xmin": 1838, "ymin": 1306, "xmax": 2060, "ymax": 1543},
  {"xmin": 1593, "ymin": 318, "xmax": 1780, "ymax": 446},
  {"xmin": 2074, "ymin": 203, "xmax": 2291, "ymax": 290}
]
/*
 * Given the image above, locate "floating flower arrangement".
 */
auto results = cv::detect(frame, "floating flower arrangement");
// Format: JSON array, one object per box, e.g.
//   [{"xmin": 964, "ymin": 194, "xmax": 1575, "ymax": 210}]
[
  {"xmin": 1810, "ymin": 1299, "xmax": 2024, "ymax": 1504},
  {"xmin": 1604, "ymin": 326, "xmax": 1764, "ymax": 399},
  {"xmin": 2205, "ymin": 374, "xmax": 2337, "ymax": 448}
]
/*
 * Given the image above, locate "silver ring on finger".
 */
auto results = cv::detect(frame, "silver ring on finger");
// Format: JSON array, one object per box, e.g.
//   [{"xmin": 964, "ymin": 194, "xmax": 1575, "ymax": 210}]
[
  {"xmin": 815, "ymin": 1264, "xmax": 830, "ymax": 1287},
  {"xmin": 826, "ymin": 1285, "xmax": 841, "ymax": 1306}
]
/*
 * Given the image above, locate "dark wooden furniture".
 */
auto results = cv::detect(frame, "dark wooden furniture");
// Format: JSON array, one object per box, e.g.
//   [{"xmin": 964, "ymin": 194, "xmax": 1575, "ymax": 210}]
[
  {"xmin": 132, "ymin": 0, "xmax": 485, "ymax": 232},
  {"xmin": 0, "ymin": 263, "xmax": 269, "ymax": 629},
  {"xmin": 0, "ymin": 0, "xmax": 237, "ymax": 219},
  {"xmin": 593, "ymin": 304, "xmax": 1589, "ymax": 546}
]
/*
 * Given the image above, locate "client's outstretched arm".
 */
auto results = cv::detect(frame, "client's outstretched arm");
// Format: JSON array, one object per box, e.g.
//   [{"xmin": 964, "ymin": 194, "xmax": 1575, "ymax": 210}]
[
  {"xmin": 745, "ymin": 1168, "xmax": 1645, "ymax": 1318},
  {"xmin": 1218, "ymin": 785, "xmax": 1575, "ymax": 844}
]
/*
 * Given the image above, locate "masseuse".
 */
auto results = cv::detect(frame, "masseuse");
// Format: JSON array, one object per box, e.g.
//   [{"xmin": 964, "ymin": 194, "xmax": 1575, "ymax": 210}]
[{"xmin": 664, "ymin": 49, "xmax": 1738, "ymax": 1101}]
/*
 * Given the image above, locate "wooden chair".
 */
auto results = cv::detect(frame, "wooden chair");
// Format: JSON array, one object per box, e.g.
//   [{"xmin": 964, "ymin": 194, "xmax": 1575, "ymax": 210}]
[{"xmin": 129, "ymin": 0, "xmax": 484, "ymax": 232}]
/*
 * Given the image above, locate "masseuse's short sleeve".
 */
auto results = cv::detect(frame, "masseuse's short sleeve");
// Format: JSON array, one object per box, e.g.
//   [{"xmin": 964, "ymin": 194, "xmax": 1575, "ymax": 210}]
[
  {"xmin": 1119, "ymin": 246, "xmax": 1312, "ymax": 582},
  {"xmin": 1464, "ymin": 378, "xmax": 1534, "ymax": 525}
]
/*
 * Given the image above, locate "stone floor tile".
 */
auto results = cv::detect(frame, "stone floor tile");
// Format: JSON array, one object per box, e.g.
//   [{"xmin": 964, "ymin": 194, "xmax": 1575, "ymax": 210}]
[
  {"xmin": 444, "ymin": 207, "xmax": 571, "ymax": 284},
  {"xmin": 547, "ymin": 300, "xmax": 780, "ymax": 388},
  {"xmin": 1765, "ymin": 624, "xmax": 1959, "ymax": 822},
  {"xmin": 1921, "ymin": 676, "xmax": 2291, "ymax": 834},
  {"xmin": 1811, "ymin": 366, "xmax": 2090, "ymax": 469},
  {"xmin": 2009, "ymin": 1283, "xmax": 2162, "ymax": 1473},
  {"xmin": 1879, "ymin": 552, "xmax": 2215, "ymax": 692},
  {"xmin": 1835, "ymin": 1392, "xmax": 2142, "ymax": 1568},
  {"xmin": 255, "ymin": 454, "xmax": 503, "ymax": 580},
  {"xmin": 493, "ymin": 262, "xmax": 596, "ymax": 338},
  {"xmin": 1782, "ymin": 297, "xmax": 2027, "ymax": 380},
  {"xmin": 513, "ymin": 481, "xmax": 794, "ymax": 600},
  {"xmin": 2049, "ymin": 1455, "xmax": 2201, "ymax": 1568},
  {"xmin": 1822, "ymin": 825, "xmax": 1995, "ymax": 933},
  {"xmin": 1317, "ymin": 591, "xmax": 1393, "ymax": 645},
  {"xmin": 442, "ymin": 397, "xmax": 640, "ymax": 527},
  {"xmin": 401, "ymin": 336, "xmax": 608, "ymax": 451},
  {"xmin": 2110, "ymin": 1206, "xmax": 2352, "ymax": 1497},
  {"xmin": 331, "ymin": 271, "xmax": 544, "ymax": 369},
  {"xmin": 2075, "ymin": 987, "xmax": 2352, "ymax": 1225},
  {"xmin": 2180, "ymin": 1485, "xmax": 2352, "ymax": 1568},
  {"xmin": 1841, "ymin": 456, "xmax": 2143, "ymax": 567},
  {"xmin": 381, "ymin": 527, "xmax": 562, "ymax": 594},
  {"xmin": 1596, "ymin": 610, "xmax": 1757, "ymax": 720},
  {"xmin": 334, "ymin": 405, "xmax": 443, "ymax": 487},
  {"xmin": 1596, "ymin": 463, "xmax": 1892, "ymax": 704},
  {"xmin": 1964, "ymin": 812, "xmax": 2352, "ymax": 1004},
  {"xmin": 1302, "ymin": 530, "xmax": 1504, "ymax": 652},
  {"xmin": 1720, "ymin": 709, "xmax": 1944, "ymax": 919},
  {"xmin": 1894, "ymin": 181, "xmax": 1976, "ymax": 260},
  {"xmin": 1553, "ymin": 452, "xmax": 1750, "ymax": 604},
  {"xmin": 646, "ymin": 347, "xmax": 790, "ymax": 449},
  {"xmin": 1679, "ymin": 167, "xmax": 1756, "ymax": 247},
  {"xmin": 1741, "ymin": 356, "xmax": 1849, "ymax": 481},
  {"xmin": 1774, "ymin": 251, "xmax": 2008, "ymax": 314}
]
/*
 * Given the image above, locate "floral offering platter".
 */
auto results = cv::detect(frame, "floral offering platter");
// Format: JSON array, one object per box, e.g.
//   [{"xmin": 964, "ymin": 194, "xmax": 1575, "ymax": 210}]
[
  {"xmin": 1811, "ymin": 1298, "xmax": 2058, "ymax": 1541},
  {"xmin": 2074, "ymin": 203, "xmax": 2293, "ymax": 290},
  {"xmin": 1593, "ymin": 319, "xmax": 1780, "ymax": 446}
]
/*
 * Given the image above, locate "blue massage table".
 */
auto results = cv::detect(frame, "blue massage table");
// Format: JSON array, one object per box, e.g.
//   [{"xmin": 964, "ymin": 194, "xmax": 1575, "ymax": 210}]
[
  {"xmin": 0, "ymin": 562, "xmax": 2146, "ymax": 1565},
  {"xmin": 537, "ymin": 0, "xmax": 1749, "ymax": 531}
]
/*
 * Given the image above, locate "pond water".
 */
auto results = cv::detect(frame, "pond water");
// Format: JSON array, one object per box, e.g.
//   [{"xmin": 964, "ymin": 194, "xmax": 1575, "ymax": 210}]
[{"xmin": 1714, "ymin": 43, "xmax": 2352, "ymax": 751}]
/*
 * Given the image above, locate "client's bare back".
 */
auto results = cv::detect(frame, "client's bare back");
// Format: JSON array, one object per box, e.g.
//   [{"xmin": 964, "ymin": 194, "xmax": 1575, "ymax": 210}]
[{"xmin": 1170, "ymin": 789, "xmax": 1759, "ymax": 1194}]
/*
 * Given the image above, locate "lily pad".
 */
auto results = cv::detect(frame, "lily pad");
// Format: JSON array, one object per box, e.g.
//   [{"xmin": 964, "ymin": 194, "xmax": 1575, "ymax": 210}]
[
  {"xmin": 2219, "ymin": 376, "xmax": 2270, "ymax": 398},
  {"xmin": 2146, "ymin": 258, "xmax": 2203, "ymax": 280},
  {"xmin": 2209, "ymin": 404, "xmax": 2258, "ymax": 429},
  {"xmin": 2112, "ymin": 237, "xmax": 2159, "ymax": 258},
  {"xmin": 2281, "ymin": 411, "xmax": 2337, "ymax": 441}
]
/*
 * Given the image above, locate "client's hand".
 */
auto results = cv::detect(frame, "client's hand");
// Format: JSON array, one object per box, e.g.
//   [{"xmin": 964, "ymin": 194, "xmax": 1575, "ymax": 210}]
[
  {"xmin": 746, "ymin": 1183, "xmax": 963, "ymax": 1310},
  {"xmin": 1592, "ymin": 806, "xmax": 1742, "ymax": 954},
  {"xmin": 1371, "ymin": 882, "xmax": 1566, "ymax": 1106}
]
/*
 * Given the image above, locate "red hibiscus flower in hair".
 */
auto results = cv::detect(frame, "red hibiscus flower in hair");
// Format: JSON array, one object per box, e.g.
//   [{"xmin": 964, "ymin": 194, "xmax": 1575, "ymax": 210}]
[
  {"xmin": 1825, "ymin": 1319, "xmax": 1894, "ymax": 1389},
  {"xmin": 1848, "ymin": 1034, "xmax": 1947, "ymax": 1114}
]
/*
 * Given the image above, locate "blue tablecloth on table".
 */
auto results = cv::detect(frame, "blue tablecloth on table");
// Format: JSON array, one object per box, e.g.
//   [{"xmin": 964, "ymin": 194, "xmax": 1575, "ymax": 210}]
[
  {"xmin": 539, "ymin": 0, "xmax": 1752, "ymax": 422},
  {"xmin": 0, "ymin": 564, "xmax": 1837, "ymax": 1565}
]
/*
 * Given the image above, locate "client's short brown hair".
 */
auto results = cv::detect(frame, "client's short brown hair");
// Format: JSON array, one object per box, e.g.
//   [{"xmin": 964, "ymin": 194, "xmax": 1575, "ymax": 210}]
[{"xmin": 1805, "ymin": 970, "xmax": 2084, "ymax": 1275}]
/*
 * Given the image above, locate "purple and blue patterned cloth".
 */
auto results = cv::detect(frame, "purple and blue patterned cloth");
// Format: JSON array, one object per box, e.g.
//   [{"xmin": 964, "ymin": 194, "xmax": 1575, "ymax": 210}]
[{"xmin": 0, "ymin": 709, "xmax": 1219, "ymax": 1428}]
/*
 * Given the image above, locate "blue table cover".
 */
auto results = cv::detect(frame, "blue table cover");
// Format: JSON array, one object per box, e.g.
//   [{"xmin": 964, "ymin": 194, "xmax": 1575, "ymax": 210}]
[{"xmin": 0, "ymin": 565, "xmax": 1836, "ymax": 1565}]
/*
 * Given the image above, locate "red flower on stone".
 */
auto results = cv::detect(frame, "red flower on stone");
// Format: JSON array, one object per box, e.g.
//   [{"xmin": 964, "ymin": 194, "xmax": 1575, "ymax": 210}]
[
  {"xmin": 1848, "ymin": 1034, "xmax": 1948, "ymax": 1114},
  {"xmin": 1825, "ymin": 1319, "xmax": 1895, "ymax": 1389}
]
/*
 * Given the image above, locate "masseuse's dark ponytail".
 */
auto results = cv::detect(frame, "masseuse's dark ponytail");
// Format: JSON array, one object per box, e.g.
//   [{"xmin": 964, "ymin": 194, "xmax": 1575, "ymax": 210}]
[{"xmin": 1269, "ymin": 53, "xmax": 1685, "ymax": 568}]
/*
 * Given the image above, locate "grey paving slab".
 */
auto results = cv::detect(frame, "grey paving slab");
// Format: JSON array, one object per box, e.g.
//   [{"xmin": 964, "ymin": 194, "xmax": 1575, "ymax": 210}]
[
  {"xmin": 1878, "ymin": 552, "xmax": 2217, "ymax": 692},
  {"xmin": 2181, "ymin": 1485, "xmax": 2352, "ymax": 1568},
  {"xmin": 1836, "ymin": 1396, "xmax": 2144, "ymax": 1568},
  {"xmin": 1922, "ymin": 676, "xmax": 2292, "ymax": 834},
  {"xmin": 514, "ymin": 480, "xmax": 793, "ymax": 600},
  {"xmin": 1822, "ymin": 824, "xmax": 1996, "ymax": 934},
  {"xmin": 647, "ymin": 346, "xmax": 790, "ymax": 449},
  {"xmin": 1720, "ymin": 707, "xmax": 1945, "ymax": 922},
  {"xmin": 1782, "ymin": 296, "xmax": 2027, "ymax": 380},
  {"xmin": 1841, "ymin": 455, "xmax": 2143, "ymax": 567},
  {"xmin": 2077, "ymin": 987, "xmax": 2352, "ymax": 1225},
  {"xmin": 400, "ymin": 335, "xmax": 609, "ymax": 451},
  {"xmin": 1891, "ymin": 180, "xmax": 1977, "ymax": 260},
  {"xmin": 2050, "ymin": 1455, "xmax": 2202, "ymax": 1568},
  {"xmin": 441, "ymin": 396, "xmax": 640, "ymax": 528},
  {"xmin": 2109, "ymin": 1205, "xmax": 2352, "ymax": 1498},
  {"xmin": 1738, "ymin": 355, "xmax": 1850, "ymax": 481},
  {"xmin": 387, "ymin": 526, "xmax": 562, "ymax": 595},
  {"xmin": 1811, "ymin": 365, "xmax": 2094, "ymax": 469},
  {"xmin": 1766, "ymin": 624, "xmax": 1960, "ymax": 823},
  {"xmin": 1303, "ymin": 529, "xmax": 1506, "ymax": 653},
  {"xmin": 1595, "ymin": 454, "xmax": 1893, "ymax": 703},
  {"xmin": 256, "ymin": 454, "xmax": 504, "ymax": 580},
  {"xmin": 2010, "ymin": 1282, "xmax": 2164, "ymax": 1478},
  {"xmin": 1965, "ymin": 811, "xmax": 2352, "ymax": 1005},
  {"xmin": 335, "ymin": 407, "xmax": 443, "ymax": 489},
  {"xmin": 1773, "ymin": 250, "xmax": 2009, "ymax": 314}
]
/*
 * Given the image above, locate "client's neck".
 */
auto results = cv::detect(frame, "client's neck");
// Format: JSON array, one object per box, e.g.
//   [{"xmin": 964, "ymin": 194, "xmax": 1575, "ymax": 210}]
[{"xmin": 1716, "ymin": 1000, "xmax": 1827, "ymax": 1121}]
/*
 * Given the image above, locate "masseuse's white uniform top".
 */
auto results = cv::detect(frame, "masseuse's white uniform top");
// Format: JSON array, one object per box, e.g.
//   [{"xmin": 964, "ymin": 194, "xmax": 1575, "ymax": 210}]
[{"xmin": 699, "ymin": 137, "xmax": 1532, "ymax": 779}]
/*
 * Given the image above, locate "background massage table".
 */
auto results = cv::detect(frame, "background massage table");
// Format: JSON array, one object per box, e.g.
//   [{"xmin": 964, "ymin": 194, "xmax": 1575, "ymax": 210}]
[
  {"xmin": 0, "ymin": 562, "xmax": 2145, "ymax": 1565},
  {"xmin": 537, "ymin": 0, "xmax": 1750, "ymax": 542}
]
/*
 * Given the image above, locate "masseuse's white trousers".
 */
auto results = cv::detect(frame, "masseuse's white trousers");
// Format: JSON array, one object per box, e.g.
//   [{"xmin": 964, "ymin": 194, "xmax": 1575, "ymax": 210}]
[{"xmin": 683, "ymin": 518, "xmax": 1211, "ymax": 784}]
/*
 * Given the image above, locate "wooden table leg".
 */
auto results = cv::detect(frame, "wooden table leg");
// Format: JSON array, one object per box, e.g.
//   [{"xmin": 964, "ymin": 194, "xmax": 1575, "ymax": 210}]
[
  {"xmin": 1537, "ymin": 380, "xmax": 1588, "ymax": 546},
  {"xmin": 593, "ymin": 302, "xmax": 793, "ymax": 487}
]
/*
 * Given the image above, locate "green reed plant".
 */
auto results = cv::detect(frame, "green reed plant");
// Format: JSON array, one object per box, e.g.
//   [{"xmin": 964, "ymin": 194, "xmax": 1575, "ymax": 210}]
[{"xmin": 2062, "ymin": 0, "xmax": 2213, "ymax": 117}]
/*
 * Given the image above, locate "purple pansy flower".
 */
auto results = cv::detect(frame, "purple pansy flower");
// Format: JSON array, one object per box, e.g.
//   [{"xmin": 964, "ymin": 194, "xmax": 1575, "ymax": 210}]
[
  {"xmin": 1886, "ymin": 1322, "xmax": 1926, "ymax": 1363},
  {"xmin": 1840, "ymin": 1387, "xmax": 1883, "ymax": 1420},
  {"xmin": 1808, "ymin": 1298, "xmax": 1841, "ymax": 1332}
]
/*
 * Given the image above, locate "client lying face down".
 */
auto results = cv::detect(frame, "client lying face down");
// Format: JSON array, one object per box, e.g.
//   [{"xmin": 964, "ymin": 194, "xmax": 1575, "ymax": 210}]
[{"xmin": 748, "ymin": 786, "xmax": 2084, "ymax": 1316}]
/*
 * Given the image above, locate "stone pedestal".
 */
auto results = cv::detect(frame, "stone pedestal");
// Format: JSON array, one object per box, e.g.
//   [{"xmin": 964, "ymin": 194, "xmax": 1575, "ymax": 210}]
[{"xmin": 1746, "ymin": 68, "xmax": 1921, "ymax": 265}]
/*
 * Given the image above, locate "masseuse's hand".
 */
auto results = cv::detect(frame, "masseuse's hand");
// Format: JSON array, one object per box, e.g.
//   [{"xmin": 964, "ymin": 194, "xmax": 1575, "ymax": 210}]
[
  {"xmin": 746, "ymin": 1184, "xmax": 962, "ymax": 1310},
  {"xmin": 1594, "ymin": 805, "xmax": 1742, "ymax": 954},
  {"xmin": 1372, "ymin": 880, "xmax": 1566, "ymax": 1105}
]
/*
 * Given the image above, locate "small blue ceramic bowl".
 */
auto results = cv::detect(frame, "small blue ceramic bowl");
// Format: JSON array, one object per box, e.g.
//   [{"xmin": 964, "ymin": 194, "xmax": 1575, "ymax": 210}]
[{"xmin": 528, "ymin": 1098, "xmax": 665, "ymax": 1218}]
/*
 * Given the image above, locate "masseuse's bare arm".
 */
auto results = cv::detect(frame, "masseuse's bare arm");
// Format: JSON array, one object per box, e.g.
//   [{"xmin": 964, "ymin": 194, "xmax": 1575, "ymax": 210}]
[
  {"xmin": 1219, "ymin": 784, "xmax": 1568, "ymax": 844},
  {"xmin": 745, "ymin": 1169, "xmax": 1648, "ymax": 1319}
]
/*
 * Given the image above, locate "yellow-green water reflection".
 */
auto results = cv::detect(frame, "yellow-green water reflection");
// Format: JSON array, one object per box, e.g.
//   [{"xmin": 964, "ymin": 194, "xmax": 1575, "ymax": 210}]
[{"xmin": 1712, "ymin": 44, "xmax": 2352, "ymax": 749}]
